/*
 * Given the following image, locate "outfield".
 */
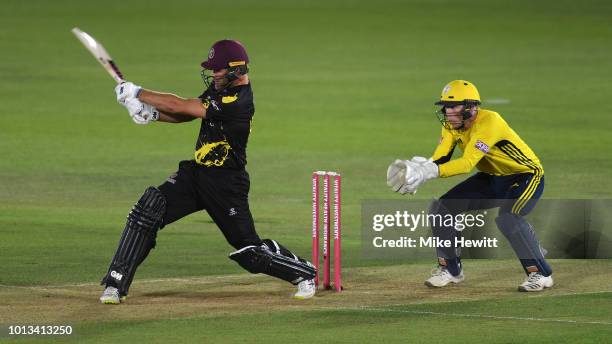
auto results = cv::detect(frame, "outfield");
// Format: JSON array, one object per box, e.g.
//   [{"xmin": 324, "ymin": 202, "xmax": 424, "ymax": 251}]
[{"xmin": 1, "ymin": 0, "xmax": 611, "ymax": 342}]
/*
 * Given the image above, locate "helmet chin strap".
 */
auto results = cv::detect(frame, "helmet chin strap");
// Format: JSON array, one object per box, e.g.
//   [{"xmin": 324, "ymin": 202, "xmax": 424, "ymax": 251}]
[
  {"xmin": 225, "ymin": 65, "xmax": 248, "ymax": 83},
  {"xmin": 201, "ymin": 64, "xmax": 248, "ymax": 91},
  {"xmin": 453, "ymin": 108, "xmax": 471, "ymax": 129},
  {"xmin": 458, "ymin": 106, "xmax": 478, "ymax": 129},
  {"xmin": 201, "ymin": 74, "xmax": 232, "ymax": 92},
  {"xmin": 440, "ymin": 105, "xmax": 476, "ymax": 130}
]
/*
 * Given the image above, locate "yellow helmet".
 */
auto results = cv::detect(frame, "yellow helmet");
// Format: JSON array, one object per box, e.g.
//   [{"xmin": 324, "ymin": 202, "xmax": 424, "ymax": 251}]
[{"xmin": 435, "ymin": 80, "xmax": 481, "ymax": 106}]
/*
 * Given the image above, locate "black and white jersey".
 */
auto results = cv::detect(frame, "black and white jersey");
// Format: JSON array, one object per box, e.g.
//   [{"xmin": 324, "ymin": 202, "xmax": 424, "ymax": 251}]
[{"xmin": 195, "ymin": 83, "xmax": 254, "ymax": 169}]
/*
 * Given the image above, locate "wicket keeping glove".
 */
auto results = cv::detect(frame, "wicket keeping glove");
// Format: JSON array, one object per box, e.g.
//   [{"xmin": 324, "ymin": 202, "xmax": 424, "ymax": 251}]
[
  {"xmin": 125, "ymin": 97, "xmax": 159, "ymax": 125},
  {"xmin": 115, "ymin": 81, "xmax": 142, "ymax": 105},
  {"xmin": 386, "ymin": 157, "xmax": 439, "ymax": 195},
  {"xmin": 405, "ymin": 156, "xmax": 439, "ymax": 187},
  {"xmin": 386, "ymin": 159, "xmax": 418, "ymax": 195}
]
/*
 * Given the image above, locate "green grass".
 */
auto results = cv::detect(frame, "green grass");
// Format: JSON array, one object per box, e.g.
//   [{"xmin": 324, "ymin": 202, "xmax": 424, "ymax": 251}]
[
  {"xmin": 74, "ymin": 294, "xmax": 611, "ymax": 344},
  {"xmin": 1, "ymin": 0, "xmax": 612, "ymax": 342},
  {"xmin": 61, "ymin": 293, "xmax": 611, "ymax": 344},
  {"xmin": 2, "ymin": 261, "xmax": 612, "ymax": 343}
]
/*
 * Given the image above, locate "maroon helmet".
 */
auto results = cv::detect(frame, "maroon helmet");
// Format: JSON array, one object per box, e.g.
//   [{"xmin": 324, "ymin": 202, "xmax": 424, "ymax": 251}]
[
  {"xmin": 201, "ymin": 39, "xmax": 249, "ymax": 71},
  {"xmin": 200, "ymin": 39, "xmax": 249, "ymax": 89}
]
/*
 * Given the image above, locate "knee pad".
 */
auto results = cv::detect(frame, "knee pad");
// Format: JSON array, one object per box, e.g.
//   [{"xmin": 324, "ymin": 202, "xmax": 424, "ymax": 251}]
[
  {"xmin": 125, "ymin": 187, "xmax": 166, "ymax": 249},
  {"xmin": 261, "ymin": 239, "xmax": 300, "ymax": 261},
  {"xmin": 229, "ymin": 243, "xmax": 315, "ymax": 285},
  {"xmin": 131, "ymin": 186, "xmax": 166, "ymax": 226}
]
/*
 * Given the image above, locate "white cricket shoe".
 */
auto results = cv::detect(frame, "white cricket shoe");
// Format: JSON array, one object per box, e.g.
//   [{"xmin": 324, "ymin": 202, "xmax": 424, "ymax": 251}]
[
  {"xmin": 518, "ymin": 272, "xmax": 553, "ymax": 292},
  {"xmin": 99, "ymin": 286, "xmax": 123, "ymax": 304},
  {"xmin": 294, "ymin": 279, "xmax": 316, "ymax": 299},
  {"xmin": 425, "ymin": 266, "xmax": 465, "ymax": 288}
]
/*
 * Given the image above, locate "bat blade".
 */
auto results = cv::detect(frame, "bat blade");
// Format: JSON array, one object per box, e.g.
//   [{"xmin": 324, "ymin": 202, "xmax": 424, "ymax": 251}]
[{"xmin": 72, "ymin": 27, "xmax": 124, "ymax": 84}]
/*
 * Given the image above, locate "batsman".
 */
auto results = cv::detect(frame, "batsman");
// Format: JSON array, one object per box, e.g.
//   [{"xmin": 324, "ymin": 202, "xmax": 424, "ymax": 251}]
[
  {"xmin": 387, "ymin": 80, "xmax": 553, "ymax": 292},
  {"xmin": 99, "ymin": 40, "xmax": 316, "ymax": 304}
]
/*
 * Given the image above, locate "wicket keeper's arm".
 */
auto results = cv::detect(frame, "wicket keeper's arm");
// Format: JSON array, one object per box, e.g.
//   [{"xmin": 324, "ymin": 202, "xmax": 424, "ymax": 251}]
[
  {"xmin": 431, "ymin": 129, "xmax": 456, "ymax": 165},
  {"xmin": 431, "ymin": 116, "xmax": 501, "ymax": 177}
]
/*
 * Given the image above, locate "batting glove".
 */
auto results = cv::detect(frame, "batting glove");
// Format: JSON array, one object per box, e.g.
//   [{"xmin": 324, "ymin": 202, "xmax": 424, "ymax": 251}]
[
  {"xmin": 125, "ymin": 97, "xmax": 159, "ymax": 125},
  {"xmin": 115, "ymin": 81, "xmax": 142, "ymax": 105}
]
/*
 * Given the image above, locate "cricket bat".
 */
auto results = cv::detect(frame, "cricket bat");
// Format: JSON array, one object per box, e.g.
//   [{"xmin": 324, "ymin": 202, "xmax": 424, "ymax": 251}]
[{"xmin": 72, "ymin": 27, "xmax": 124, "ymax": 84}]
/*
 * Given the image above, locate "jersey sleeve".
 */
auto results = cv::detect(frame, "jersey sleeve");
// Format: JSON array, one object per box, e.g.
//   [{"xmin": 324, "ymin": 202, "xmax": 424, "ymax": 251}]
[
  {"xmin": 431, "ymin": 127, "xmax": 456, "ymax": 165},
  {"xmin": 437, "ymin": 114, "xmax": 503, "ymax": 177}
]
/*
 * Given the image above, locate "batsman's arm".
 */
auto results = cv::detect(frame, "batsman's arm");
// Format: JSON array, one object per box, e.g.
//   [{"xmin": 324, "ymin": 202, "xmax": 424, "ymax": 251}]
[
  {"xmin": 157, "ymin": 111, "xmax": 197, "ymax": 123},
  {"xmin": 138, "ymin": 89, "xmax": 206, "ymax": 119}
]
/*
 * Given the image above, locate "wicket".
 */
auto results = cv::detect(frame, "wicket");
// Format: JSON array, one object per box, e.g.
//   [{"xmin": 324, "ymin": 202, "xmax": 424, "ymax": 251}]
[{"xmin": 311, "ymin": 171, "xmax": 342, "ymax": 291}]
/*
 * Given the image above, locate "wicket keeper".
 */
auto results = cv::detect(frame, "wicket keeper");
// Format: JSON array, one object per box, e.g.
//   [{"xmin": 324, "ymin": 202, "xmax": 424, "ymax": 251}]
[
  {"xmin": 99, "ymin": 40, "xmax": 316, "ymax": 304},
  {"xmin": 387, "ymin": 80, "xmax": 553, "ymax": 292}
]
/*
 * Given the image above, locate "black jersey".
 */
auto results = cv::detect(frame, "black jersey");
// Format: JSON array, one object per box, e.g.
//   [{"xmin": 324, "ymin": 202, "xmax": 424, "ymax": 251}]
[{"xmin": 195, "ymin": 83, "xmax": 254, "ymax": 169}]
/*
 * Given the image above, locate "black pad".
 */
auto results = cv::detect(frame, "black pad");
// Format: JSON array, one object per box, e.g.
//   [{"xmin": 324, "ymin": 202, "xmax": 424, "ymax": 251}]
[
  {"xmin": 101, "ymin": 187, "xmax": 166, "ymax": 296},
  {"xmin": 229, "ymin": 243, "xmax": 316, "ymax": 285}
]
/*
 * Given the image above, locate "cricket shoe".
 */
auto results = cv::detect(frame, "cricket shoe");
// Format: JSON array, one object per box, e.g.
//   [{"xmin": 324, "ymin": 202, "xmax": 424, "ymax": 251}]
[
  {"xmin": 518, "ymin": 272, "xmax": 553, "ymax": 292},
  {"xmin": 99, "ymin": 286, "xmax": 125, "ymax": 304},
  {"xmin": 293, "ymin": 279, "xmax": 316, "ymax": 299},
  {"xmin": 425, "ymin": 266, "xmax": 465, "ymax": 288}
]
